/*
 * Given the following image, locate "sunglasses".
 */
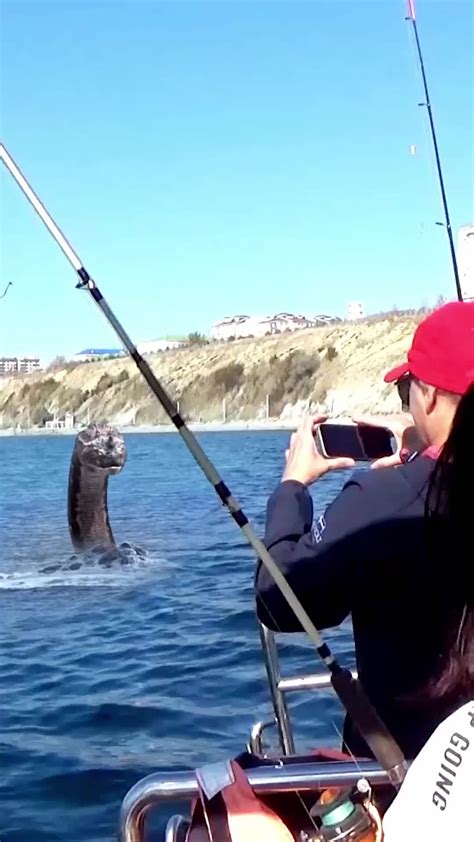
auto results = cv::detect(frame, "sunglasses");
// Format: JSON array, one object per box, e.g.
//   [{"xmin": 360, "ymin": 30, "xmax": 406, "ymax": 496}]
[{"xmin": 396, "ymin": 375, "xmax": 412, "ymax": 411}]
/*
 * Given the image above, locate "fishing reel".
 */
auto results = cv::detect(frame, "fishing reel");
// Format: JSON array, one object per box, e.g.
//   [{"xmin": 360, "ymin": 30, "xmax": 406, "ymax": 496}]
[{"xmin": 299, "ymin": 779, "xmax": 383, "ymax": 842}]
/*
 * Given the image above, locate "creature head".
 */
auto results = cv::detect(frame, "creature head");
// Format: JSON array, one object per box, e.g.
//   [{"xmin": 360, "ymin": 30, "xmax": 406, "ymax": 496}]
[{"xmin": 73, "ymin": 424, "xmax": 127, "ymax": 474}]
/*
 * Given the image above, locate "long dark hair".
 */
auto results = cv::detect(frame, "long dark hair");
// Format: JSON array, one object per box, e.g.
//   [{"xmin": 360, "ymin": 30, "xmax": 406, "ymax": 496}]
[{"xmin": 423, "ymin": 382, "xmax": 474, "ymax": 703}]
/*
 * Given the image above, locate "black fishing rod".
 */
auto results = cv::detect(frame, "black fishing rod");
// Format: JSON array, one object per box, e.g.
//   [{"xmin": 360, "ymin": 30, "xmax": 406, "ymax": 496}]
[
  {"xmin": 0, "ymin": 281, "xmax": 12, "ymax": 299},
  {"xmin": 0, "ymin": 142, "xmax": 407, "ymax": 786},
  {"xmin": 405, "ymin": 0, "xmax": 462, "ymax": 301}
]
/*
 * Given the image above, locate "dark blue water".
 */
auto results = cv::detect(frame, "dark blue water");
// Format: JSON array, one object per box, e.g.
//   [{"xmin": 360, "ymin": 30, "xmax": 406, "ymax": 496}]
[{"xmin": 0, "ymin": 432, "xmax": 355, "ymax": 841}]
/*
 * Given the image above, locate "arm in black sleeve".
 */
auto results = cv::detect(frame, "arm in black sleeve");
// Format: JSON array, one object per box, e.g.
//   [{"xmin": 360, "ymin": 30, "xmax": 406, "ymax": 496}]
[{"xmin": 255, "ymin": 476, "xmax": 372, "ymax": 632}]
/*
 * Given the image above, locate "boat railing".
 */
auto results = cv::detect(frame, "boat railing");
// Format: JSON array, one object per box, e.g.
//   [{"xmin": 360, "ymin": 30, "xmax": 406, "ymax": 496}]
[
  {"xmin": 257, "ymin": 622, "xmax": 357, "ymax": 755},
  {"xmin": 119, "ymin": 759, "xmax": 392, "ymax": 842},
  {"xmin": 119, "ymin": 624, "xmax": 362, "ymax": 840}
]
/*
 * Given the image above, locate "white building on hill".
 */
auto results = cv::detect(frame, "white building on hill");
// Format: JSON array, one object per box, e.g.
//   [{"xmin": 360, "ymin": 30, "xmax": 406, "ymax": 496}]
[
  {"xmin": 0, "ymin": 355, "xmax": 42, "ymax": 376},
  {"xmin": 211, "ymin": 312, "xmax": 338, "ymax": 341},
  {"xmin": 347, "ymin": 302, "xmax": 364, "ymax": 320},
  {"xmin": 73, "ymin": 340, "xmax": 185, "ymax": 363},
  {"xmin": 211, "ymin": 315, "xmax": 253, "ymax": 341},
  {"xmin": 73, "ymin": 348, "xmax": 124, "ymax": 363},
  {"xmin": 137, "ymin": 339, "xmax": 186, "ymax": 354}
]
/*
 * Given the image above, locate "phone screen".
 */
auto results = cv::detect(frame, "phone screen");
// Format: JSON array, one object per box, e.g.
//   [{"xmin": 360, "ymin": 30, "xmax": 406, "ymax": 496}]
[
  {"xmin": 317, "ymin": 424, "xmax": 395, "ymax": 461},
  {"xmin": 358, "ymin": 425, "xmax": 396, "ymax": 459}
]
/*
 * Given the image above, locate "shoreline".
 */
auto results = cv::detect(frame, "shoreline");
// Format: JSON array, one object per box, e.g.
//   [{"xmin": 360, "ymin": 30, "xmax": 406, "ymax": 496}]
[
  {"xmin": 0, "ymin": 419, "xmax": 297, "ymax": 438},
  {"xmin": 0, "ymin": 414, "xmax": 399, "ymax": 438}
]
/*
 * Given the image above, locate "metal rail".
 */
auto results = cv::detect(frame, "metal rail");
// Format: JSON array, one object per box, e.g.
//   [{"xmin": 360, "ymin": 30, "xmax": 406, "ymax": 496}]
[
  {"xmin": 259, "ymin": 622, "xmax": 358, "ymax": 755},
  {"xmin": 120, "ymin": 630, "xmax": 371, "ymax": 839},
  {"xmin": 279, "ymin": 670, "xmax": 358, "ymax": 693},
  {"xmin": 119, "ymin": 760, "xmax": 392, "ymax": 841},
  {"xmin": 259, "ymin": 622, "xmax": 296, "ymax": 753},
  {"xmin": 164, "ymin": 815, "xmax": 190, "ymax": 842},
  {"xmin": 247, "ymin": 719, "xmax": 276, "ymax": 755}
]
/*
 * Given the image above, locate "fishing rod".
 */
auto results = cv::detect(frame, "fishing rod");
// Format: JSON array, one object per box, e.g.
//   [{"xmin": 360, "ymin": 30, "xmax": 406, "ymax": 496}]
[
  {"xmin": 405, "ymin": 0, "xmax": 463, "ymax": 301},
  {"xmin": 0, "ymin": 282, "xmax": 12, "ymax": 299},
  {"xmin": 0, "ymin": 142, "xmax": 407, "ymax": 786}
]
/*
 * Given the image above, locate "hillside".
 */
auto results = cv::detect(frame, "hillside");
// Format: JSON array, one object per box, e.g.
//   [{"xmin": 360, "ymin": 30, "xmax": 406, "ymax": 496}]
[{"xmin": 0, "ymin": 314, "xmax": 421, "ymax": 430}]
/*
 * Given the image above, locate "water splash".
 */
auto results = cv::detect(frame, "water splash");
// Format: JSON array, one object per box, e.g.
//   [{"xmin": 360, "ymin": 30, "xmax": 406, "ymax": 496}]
[{"xmin": 0, "ymin": 548, "xmax": 171, "ymax": 590}]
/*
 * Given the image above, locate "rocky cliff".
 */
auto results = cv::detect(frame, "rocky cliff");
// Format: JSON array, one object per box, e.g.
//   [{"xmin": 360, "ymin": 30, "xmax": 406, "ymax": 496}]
[{"xmin": 0, "ymin": 313, "xmax": 420, "ymax": 429}]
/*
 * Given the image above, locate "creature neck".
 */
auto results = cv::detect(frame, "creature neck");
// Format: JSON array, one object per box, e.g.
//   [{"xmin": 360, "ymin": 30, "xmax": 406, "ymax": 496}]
[{"xmin": 68, "ymin": 456, "xmax": 116, "ymax": 551}]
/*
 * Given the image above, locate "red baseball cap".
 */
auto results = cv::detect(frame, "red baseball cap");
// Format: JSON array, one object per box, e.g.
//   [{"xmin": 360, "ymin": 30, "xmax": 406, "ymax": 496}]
[{"xmin": 384, "ymin": 301, "xmax": 474, "ymax": 395}]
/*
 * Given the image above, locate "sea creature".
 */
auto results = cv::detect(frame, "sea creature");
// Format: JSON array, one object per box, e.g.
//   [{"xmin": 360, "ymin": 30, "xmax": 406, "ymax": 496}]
[{"xmin": 40, "ymin": 424, "xmax": 145, "ymax": 573}]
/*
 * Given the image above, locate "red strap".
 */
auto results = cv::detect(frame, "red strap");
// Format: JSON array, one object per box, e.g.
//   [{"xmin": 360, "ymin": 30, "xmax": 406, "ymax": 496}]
[
  {"xmin": 200, "ymin": 791, "xmax": 233, "ymax": 842},
  {"xmin": 423, "ymin": 445, "xmax": 441, "ymax": 460},
  {"xmin": 401, "ymin": 445, "xmax": 441, "ymax": 463},
  {"xmin": 312, "ymin": 747, "xmax": 355, "ymax": 761}
]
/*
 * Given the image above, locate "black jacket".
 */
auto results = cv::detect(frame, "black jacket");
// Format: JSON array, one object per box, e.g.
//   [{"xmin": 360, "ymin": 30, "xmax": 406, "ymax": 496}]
[{"xmin": 255, "ymin": 455, "xmax": 464, "ymax": 759}]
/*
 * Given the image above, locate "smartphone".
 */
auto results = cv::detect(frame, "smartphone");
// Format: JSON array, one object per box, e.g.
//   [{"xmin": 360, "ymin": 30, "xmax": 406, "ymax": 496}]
[{"xmin": 315, "ymin": 423, "xmax": 396, "ymax": 461}]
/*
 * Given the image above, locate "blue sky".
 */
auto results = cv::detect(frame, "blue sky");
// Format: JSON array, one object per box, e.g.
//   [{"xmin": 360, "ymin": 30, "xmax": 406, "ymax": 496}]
[{"xmin": 1, "ymin": 0, "xmax": 472, "ymax": 361}]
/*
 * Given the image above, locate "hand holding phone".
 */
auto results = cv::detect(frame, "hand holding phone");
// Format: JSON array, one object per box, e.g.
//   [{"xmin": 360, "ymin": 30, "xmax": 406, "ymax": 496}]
[
  {"xmin": 282, "ymin": 415, "xmax": 355, "ymax": 486},
  {"xmin": 352, "ymin": 413, "xmax": 424, "ymax": 468},
  {"xmin": 315, "ymin": 422, "xmax": 396, "ymax": 462}
]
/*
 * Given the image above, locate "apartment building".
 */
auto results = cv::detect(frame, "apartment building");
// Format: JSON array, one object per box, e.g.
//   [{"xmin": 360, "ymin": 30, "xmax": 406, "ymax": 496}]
[{"xmin": 0, "ymin": 356, "xmax": 42, "ymax": 376}]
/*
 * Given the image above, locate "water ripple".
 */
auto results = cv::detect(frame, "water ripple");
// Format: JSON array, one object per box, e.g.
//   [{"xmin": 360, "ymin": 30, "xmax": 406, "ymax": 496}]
[{"xmin": 0, "ymin": 432, "xmax": 354, "ymax": 840}]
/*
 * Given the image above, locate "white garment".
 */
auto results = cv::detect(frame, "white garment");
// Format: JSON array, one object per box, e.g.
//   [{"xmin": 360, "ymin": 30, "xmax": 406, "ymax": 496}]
[{"xmin": 383, "ymin": 700, "xmax": 474, "ymax": 842}]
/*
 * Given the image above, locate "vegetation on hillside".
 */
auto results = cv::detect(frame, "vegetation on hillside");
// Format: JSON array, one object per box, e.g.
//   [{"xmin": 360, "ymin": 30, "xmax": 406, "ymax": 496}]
[{"xmin": 0, "ymin": 312, "xmax": 421, "ymax": 428}]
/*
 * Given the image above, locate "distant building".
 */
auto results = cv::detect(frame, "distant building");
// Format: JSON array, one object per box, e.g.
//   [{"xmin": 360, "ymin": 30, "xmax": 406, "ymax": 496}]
[
  {"xmin": 211, "ymin": 315, "xmax": 252, "ymax": 341},
  {"xmin": 211, "ymin": 312, "xmax": 339, "ymax": 341},
  {"xmin": 45, "ymin": 411, "xmax": 75, "ymax": 430},
  {"xmin": 457, "ymin": 224, "xmax": 474, "ymax": 301},
  {"xmin": 347, "ymin": 302, "xmax": 364, "ymax": 320},
  {"xmin": 72, "ymin": 348, "xmax": 124, "ymax": 363},
  {"xmin": 0, "ymin": 355, "xmax": 41, "ymax": 377},
  {"xmin": 261, "ymin": 313, "xmax": 312, "ymax": 334},
  {"xmin": 19, "ymin": 356, "xmax": 42, "ymax": 374},
  {"xmin": 0, "ymin": 357, "xmax": 18, "ymax": 376},
  {"xmin": 137, "ymin": 339, "xmax": 186, "ymax": 354},
  {"xmin": 313, "ymin": 313, "xmax": 342, "ymax": 325},
  {"xmin": 72, "ymin": 341, "xmax": 185, "ymax": 362}
]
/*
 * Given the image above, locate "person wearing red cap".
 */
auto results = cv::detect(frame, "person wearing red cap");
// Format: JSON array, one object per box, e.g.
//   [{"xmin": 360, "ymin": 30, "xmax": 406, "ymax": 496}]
[
  {"xmin": 386, "ymin": 300, "xmax": 474, "ymax": 394},
  {"xmin": 255, "ymin": 301, "xmax": 474, "ymax": 762}
]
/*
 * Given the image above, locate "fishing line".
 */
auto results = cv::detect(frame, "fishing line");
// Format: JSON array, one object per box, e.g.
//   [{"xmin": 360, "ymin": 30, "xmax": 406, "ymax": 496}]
[
  {"xmin": 0, "ymin": 142, "xmax": 407, "ymax": 787},
  {"xmin": 402, "ymin": 7, "xmax": 439, "ymax": 243},
  {"xmin": 403, "ymin": 0, "xmax": 462, "ymax": 301}
]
